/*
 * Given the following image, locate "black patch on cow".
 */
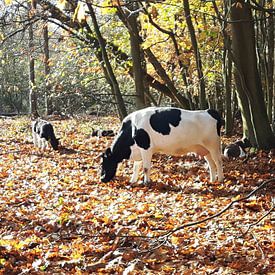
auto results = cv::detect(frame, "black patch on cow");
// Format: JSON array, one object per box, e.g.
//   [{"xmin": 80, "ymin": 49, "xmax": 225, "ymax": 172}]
[
  {"xmin": 112, "ymin": 119, "xmax": 135, "ymax": 162},
  {"xmin": 207, "ymin": 109, "xmax": 224, "ymax": 136},
  {"xmin": 134, "ymin": 128, "xmax": 150, "ymax": 150},
  {"xmin": 41, "ymin": 123, "xmax": 55, "ymax": 141},
  {"xmin": 92, "ymin": 129, "xmax": 115, "ymax": 137},
  {"xmin": 149, "ymin": 108, "xmax": 181, "ymax": 135},
  {"xmin": 224, "ymin": 143, "xmax": 243, "ymax": 158}
]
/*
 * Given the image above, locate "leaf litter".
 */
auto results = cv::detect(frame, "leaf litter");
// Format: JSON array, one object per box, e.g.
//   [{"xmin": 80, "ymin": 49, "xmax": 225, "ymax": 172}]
[{"xmin": 0, "ymin": 116, "xmax": 274, "ymax": 274}]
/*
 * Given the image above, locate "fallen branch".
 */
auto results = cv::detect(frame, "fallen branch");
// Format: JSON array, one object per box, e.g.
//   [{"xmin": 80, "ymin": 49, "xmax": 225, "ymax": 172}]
[
  {"xmin": 56, "ymin": 178, "xmax": 274, "ymax": 255},
  {"xmin": 129, "ymin": 178, "xmax": 274, "ymax": 253},
  {"xmin": 159, "ymin": 178, "xmax": 274, "ymax": 240},
  {"xmin": 242, "ymin": 202, "xmax": 274, "ymax": 236}
]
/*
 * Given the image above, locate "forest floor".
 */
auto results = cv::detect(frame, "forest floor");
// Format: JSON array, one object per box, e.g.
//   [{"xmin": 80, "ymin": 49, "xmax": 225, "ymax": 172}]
[{"xmin": 0, "ymin": 115, "xmax": 274, "ymax": 274}]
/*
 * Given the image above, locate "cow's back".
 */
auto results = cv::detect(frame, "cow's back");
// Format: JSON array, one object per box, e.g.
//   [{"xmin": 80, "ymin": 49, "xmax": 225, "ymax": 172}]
[{"xmin": 130, "ymin": 107, "xmax": 219, "ymax": 155}]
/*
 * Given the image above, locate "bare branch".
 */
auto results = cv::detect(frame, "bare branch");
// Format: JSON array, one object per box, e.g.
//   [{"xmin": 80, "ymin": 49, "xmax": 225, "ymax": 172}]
[
  {"xmin": 242, "ymin": 203, "xmax": 274, "ymax": 236},
  {"xmin": 161, "ymin": 178, "xmax": 274, "ymax": 239}
]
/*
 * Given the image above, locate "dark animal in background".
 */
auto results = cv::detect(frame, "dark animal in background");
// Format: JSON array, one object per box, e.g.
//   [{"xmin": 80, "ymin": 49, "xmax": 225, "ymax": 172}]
[
  {"xmin": 92, "ymin": 129, "xmax": 115, "ymax": 137},
  {"xmin": 101, "ymin": 107, "xmax": 224, "ymax": 184},
  {"xmin": 32, "ymin": 120, "xmax": 59, "ymax": 150},
  {"xmin": 223, "ymin": 138, "xmax": 250, "ymax": 159}
]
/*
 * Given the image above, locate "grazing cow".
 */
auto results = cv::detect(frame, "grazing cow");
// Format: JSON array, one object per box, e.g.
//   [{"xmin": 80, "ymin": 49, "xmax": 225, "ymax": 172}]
[
  {"xmin": 32, "ymin": 120, "xmax": 59, "ymax": 150},
  {"xmin": 92, "ymin": 129, "xmax": 115, "ymax": 137},
  {"xmin": 101, "ymin": 107, "xmax": 224, "ymax": 184},
  {"xmin": 223, "ymin": 138, "xmax": 250, "ymax": 159}
]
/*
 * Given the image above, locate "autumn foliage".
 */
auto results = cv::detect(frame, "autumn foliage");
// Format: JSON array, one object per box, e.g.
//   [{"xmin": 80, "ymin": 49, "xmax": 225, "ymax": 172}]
[{"xmin": 0, "ymin": 116, "xmax": 274, "ymax": 274}]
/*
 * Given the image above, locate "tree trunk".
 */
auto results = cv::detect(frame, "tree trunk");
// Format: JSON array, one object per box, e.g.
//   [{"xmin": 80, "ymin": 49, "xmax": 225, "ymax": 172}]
[
  {"xmin": 87, "ymin": 3, "xmax": 127, "ymax": 120},
  {"xmin": 223, "ymin": 2, "xmax": 233, "ymax": 135},
  {"xmin": 28, "ymin": 2, "xmax": 38, "ymax": 118},
  {"xmin": 144, "ymin": 48, "xmax": 190, "ymax": 109},
  {"xmin": 183, "ymin": 0, "xmax": 207, "ymax": 109},
  {"xmin": 230, "ymin": 0, "xmax": 275, "ymax": 149},
  {"xmin": 267, "ymin": 0, "xmax": 274, "ymax": 123},
  {"xmin": 43, "ymin": 23, "xmax": 53, "ymax": 115},
  {"xmin": 144, "ymin": 6, "xmax": 192, "ymax": 105},
  {"xmin": 125, "ymin": 1, "xmax": 146, "ymax": 109}
]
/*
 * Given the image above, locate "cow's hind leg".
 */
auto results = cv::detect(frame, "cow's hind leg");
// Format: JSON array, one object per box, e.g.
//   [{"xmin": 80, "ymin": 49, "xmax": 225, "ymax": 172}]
[
  {"xmin": 130, "ymin": 161, "xmax": 142, "ymax": 183},
  {"xmin": 41, "ymin": 138, "xmax": 47, "ymax": 150},
  {"xmin": 204, "ymin": 154, "xmax": 217, "ymax": 182},
  {"xmin": 208, "ymin": 148, "xmax": 223, "ymax": 182},
  {"xmin": 141, "ymin": 150, "xmax": 153, "ymax": 184}
]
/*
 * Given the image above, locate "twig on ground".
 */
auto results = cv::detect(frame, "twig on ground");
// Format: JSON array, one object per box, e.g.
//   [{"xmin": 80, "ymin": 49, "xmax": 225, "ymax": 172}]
[
  {"xmin": 114, "ymin": 178, "xmax": 274, "ymax": 254},
  {"xmin": 242, "ymin": 203, "xmax": 274, "ymax": 236},
  {"xmin": 159, "ymin": 178, "xmax": 274, "ymax": 239},
  {"xmin": 251, "ymin": 232, "xmax": 266, "ymax": 260}
]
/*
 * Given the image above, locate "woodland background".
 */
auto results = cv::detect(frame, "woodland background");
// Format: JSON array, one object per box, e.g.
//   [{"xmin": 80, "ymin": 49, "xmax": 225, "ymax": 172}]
[
  {"xmin": 0, "ymin": 0, "xmax": 275, "ymax": 148},
  {"xmin": 0, "ymin": 0, "xmax": 274, "ymax": 274}
]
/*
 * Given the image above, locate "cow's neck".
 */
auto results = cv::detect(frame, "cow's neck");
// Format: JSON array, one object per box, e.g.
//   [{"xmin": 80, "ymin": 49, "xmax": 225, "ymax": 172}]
[{"xmin": 112, "ymin": 120, "xmax": 135, "ymax": 163}]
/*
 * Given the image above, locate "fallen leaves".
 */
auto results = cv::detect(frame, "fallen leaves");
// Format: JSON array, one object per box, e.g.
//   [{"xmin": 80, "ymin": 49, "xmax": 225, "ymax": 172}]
[{"xmin": 0, "ymin": 116, "xmax": 274, "ymax": 273}]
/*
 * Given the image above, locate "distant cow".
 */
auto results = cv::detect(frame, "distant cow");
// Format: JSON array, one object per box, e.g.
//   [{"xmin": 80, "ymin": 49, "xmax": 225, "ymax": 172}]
[
  {"xmin": 101, "ymin": 107, "xmax": 224, "ymax": 184},
  {"xmin": 32, "ymin": 120, "xmax": 59, "ymax": 150},
  {"xmin": 224, "ymin": 138, "xmax": 250, "ymax": 159},
  {"xmin": 92, "ymin": 129, "xmax": 115, "ymax": 137}
]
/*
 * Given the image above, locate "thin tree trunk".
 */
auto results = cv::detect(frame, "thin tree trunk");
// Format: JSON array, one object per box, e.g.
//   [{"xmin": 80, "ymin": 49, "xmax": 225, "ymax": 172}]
[
  {"xmin": 144, "ymin": 5, "xmax": 191, "ymax": 104},
  {"xmin": 28, "ymin": 1, "xmax": 38, "ymax": 118},
  {"xmin": 125, "ymin": 1, "xmax": 146, "ymax": 109},
  {"xmin": 116, "ymin": 2, "xmax": 190, "ymax": 110},
  {"xmin": 87, "ymin": 3, "xmax": 127, "ymax": 120},
  {"xmin": 144, "ymin": 48, "xmax": 190, "ymax": 109},
  {"xmin": 183, "ymin": 0, "xmax": 207, "ymax": 109},
  {"xmin": 267, "ymin": 0, "xmax": 274, "ymax": 122},
  {"xmin": 43, "ymin": 23, "xmax": 53, "ymax": 115},
  {"xmin": 222, "ymin": 1, "xmax": 233, "ymax": 134}
]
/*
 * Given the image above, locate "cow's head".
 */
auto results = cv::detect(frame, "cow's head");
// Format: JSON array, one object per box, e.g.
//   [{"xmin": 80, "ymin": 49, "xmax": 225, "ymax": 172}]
[
  {"xmin": 50, "ymin": 138, "xmax": 60, "ymax": 150},
  {"xmin": 101, "ymin": 147, "xmax": 118, "ymax": 182}
]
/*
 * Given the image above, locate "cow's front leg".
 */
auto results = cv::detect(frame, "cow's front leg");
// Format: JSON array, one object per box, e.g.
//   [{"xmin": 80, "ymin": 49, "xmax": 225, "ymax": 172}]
[
  {"xmin": 41, "ymin": 138, "xmax": 47, "ymax": 150},
  {"xmin": 130, "ymin": 161, "xmax": 142, "ymax": 183},
  {"xmin": 37, "ymin": 137, "xmax": 42, "ymax": 149},
  {"xmin": 141, "ymin": 150, "xmax": 152, "ymax": 184},
  {"xmin": 33, "ymin": 133, "xmax": 39, "ymax": 147}
]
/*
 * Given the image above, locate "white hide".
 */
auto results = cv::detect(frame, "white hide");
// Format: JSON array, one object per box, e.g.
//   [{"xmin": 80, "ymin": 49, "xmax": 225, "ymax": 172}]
[{"xmin": 32, "ymin": 121, "xmax": 48, "ymax": 150}]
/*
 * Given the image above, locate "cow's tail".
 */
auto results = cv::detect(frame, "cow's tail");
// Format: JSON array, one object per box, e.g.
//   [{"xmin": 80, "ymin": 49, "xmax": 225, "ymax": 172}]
[{"xmin": 207, "ymin": 109, "xmax": 224, "ymax": 136}]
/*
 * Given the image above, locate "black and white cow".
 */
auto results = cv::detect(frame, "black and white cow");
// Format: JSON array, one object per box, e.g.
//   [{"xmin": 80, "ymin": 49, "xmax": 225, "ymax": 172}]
[
  {"xmin": 223, "ymin": 138, "xmax": 250, "ymax": 159},
  {"xmin": 101, "ymin": 107, "xmax": 224, "ymax": 184},
  {"xmin": 32, "ymin": 120, "xmax": 59, "ymax": 150},
  {"xmin": 92, "ymin": 129, "xmax": 115, "ymax": 137}
]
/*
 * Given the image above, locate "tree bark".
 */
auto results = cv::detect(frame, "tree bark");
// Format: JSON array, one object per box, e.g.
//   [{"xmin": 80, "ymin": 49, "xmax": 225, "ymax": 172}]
[
  {"xmin": 266, "ymin": 0, "xmax": 274, "ymax": 123},
  {"xmin": 143, "ymin": 4, "xmax": 192, "ymax": 104},
  {"xmin": 121, "ymin": 1, "xmax": 146, "ymax": 109},
  {"xmin": 28, "ymin": 1, "xmax": 38, "ymax": 118},
  {"xmin": 87, "ymin": 3, "xmax": 127, "ymax": 120},
  {"xmin": 222, "ymin": 1, "xmax": 233, "ymax": 134},
  {"xmin": 144, "ymin": 48, "xmax": 190, "ymax": 109},
  {"xmin": 43, "ymin": 23, "xmax": 53, "ymax": 115},
  {"xmin": 230, "ymin": 0, "xmax": 275, "ymax": 149},
  {"xmin": 183, "ymin": 0, "xmax": 207, "ymax": 109}
]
